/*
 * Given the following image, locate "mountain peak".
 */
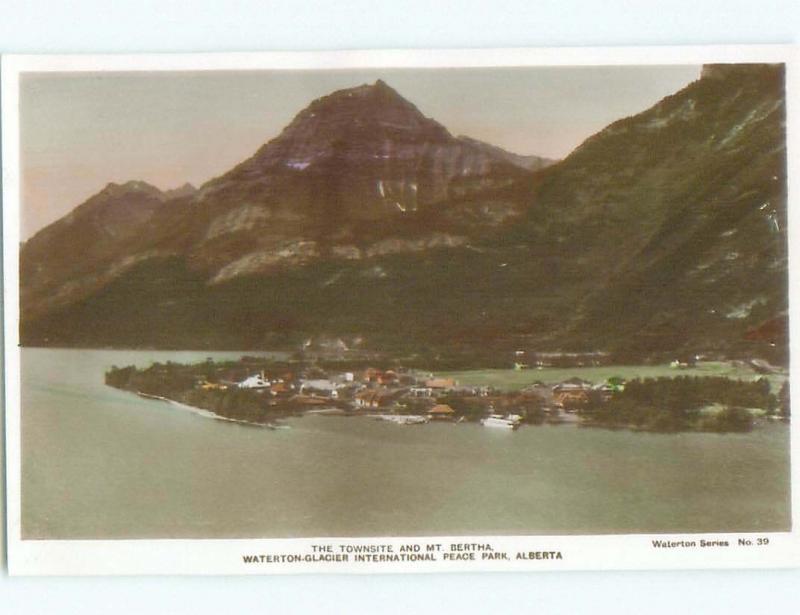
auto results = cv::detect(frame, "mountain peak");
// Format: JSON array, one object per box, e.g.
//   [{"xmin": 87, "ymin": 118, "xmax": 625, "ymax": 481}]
[
  {"xmin": 370, "ymin": 78, "xmax": 399, "ymax": 96},
  {"xmin": 200, "ymin": 77, "xmax": 551, "ymax": 225},
  {"xmin": 319, "ymin": 78, "xmax": 401, "ymax": 100},
  {"xmin": 293, "ymin": 79, "xmax": 447, "ymax": 135},
  {"xmin": 277, "ymin": 78, "xmax": 453, "ymax": 147},
  {"xmin": 213, "ymin": 79, "xmax": 454, "ymax": 186},
  {"xmin": 101, "ymin": 180, "xmax": 162, "ymax": 198}
]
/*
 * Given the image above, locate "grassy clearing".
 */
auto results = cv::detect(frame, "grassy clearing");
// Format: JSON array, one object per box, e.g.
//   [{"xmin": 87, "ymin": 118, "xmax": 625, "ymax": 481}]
[{"xmin": 439, "ymin": 361, "xmax": 787, "ymax": 392}]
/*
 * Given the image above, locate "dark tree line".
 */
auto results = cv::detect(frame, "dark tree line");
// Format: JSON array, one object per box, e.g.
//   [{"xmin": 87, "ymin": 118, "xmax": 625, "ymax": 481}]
[{"xmin": 582, "ymin": 376, "xmax": 780, "ymax": 432}]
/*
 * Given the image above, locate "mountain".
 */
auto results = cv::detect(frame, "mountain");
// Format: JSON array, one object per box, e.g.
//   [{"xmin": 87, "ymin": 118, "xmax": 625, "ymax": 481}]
[
  {"xmin": 20, "ymin": 67, "xmax": 788, "ymax": 364},
  {"xmin": 456, "ymin": 135, "xmax": 556, "ymax": 171},
  {"xmin": 21, "ymin": 80, "xmax": 551, "ymax": 321},
  {"xmin": 21, "ymin": 180, "xmax": 183, "ymax": 322},
  {"xmin": 174, "ymin": 79, "xmax": 548, "ymax": 278},
  {"xmin": 30, "ymin": 80, "xmax": 551, "ymax": 285},
  {"xmin": 512, "ymin": 63, "xmax": 787, "ymax": 356},
  {"xmin": 200, "ymin": 79, "xmax": 535, "ymax": 220}
]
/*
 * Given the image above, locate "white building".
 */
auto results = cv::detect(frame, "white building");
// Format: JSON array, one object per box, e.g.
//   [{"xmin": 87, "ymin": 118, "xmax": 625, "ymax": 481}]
[
  {"xmin": 300, "ymin": 379, "xmax": 340, "ymax": 398},
  {"xmin": 237, "ymin": 372, "xmax": 271, "ymax": 389}
]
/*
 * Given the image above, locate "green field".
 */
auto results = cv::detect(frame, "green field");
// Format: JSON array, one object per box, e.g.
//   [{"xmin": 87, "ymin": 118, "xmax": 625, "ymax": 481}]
[{"xmin": 439, "ymin": 362, "xmax": 787, "ymax": 392}]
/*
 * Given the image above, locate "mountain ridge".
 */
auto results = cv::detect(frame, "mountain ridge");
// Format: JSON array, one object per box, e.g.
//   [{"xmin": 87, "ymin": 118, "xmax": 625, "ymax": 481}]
[
  {"xmin": 20, "ymin": 66, "xmax": 788, "ymax": 364},
  {"xmin": 21, "ymin": 79, "xmax": 554, "ymax": 321}
]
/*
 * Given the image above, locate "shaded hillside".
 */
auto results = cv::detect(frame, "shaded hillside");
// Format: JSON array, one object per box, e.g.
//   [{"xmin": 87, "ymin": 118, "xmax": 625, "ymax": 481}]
[
  {"xmin": 513, "ymin": 64, "xmax": 787, "ymax": 356},
  {"xmin": 20, "ymin": 181, "xmax": 195, "ymax": 322}
]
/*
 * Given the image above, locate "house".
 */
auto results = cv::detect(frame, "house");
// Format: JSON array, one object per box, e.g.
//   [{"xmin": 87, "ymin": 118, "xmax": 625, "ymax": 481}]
[
  {"xmin": 270, "ymin": 382, "xmax": 291, "ymax": 397},
  {"xmin": 197, "ymin": 380, "xmax": 228, "ymax": 391},
  {"xmin": 558, "ymin": 377, "xmax": 593, "ymax": 389},
  {"xmin": 363, "ymin": 368, "xmax": 383, "ymax": 383},
  {"xmin": 237, "ymin": 372, "xmax": 271, "ymax": 389},
  {"xmin": 425, "ymin": 378, "xmax": 458, "ymax": 391},
  {"xmin": 591, "ymin": 383, "xmax": 616, "ymax": 402},
  {"xmin": 379, "ymin": 370, "xmax": 398, "ymax": 385},
  {"xmin": 552, "ymin": 377, "xmax": 593, "ymax": 408},
  {"xmin": 300, "ymin": 379, "xmax": 339, "ymax": 398},
  {"xmin": 428, "ymin": 404, "xmax": 456, "ymax": 420},
  {"xmin": 553, "ymin": 389, "xmax": 589, "ymax": 408},
  {"xmin": 354, "ymin": 388, "xmax": 404, "ymax": 409},
  {"xmin": 354, "ymin": 389, "xmax": 383, "ymax": 409}
]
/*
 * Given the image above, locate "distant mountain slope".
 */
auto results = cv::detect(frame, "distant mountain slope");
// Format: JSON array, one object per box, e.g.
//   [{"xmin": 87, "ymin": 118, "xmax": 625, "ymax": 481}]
[
  {"xmin": 20, "ymin": 180, "xmax": 194, "ymax": 322},
  {"xmin": 20, "ymin": 67, "xmax": 788, "ymax": 364},
  {"xmin": 513, "ymin": 63, "xmax": 787, "ymax": 355},
  {"xmin": 456, "ymin": 135, "xmax": 556, "ymax": 171}
]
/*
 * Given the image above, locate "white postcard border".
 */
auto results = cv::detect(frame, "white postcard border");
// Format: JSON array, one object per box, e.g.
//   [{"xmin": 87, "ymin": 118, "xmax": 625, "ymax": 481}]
[{"xmin": 3, "ymin": 45, "xmax": 800, "ymax": 575}]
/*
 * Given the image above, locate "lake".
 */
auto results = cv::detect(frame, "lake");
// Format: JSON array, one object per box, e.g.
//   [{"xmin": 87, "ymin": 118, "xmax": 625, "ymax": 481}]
[{"xmin": 20, "ymin": 348, "xmax": 791, "ymax": 539}]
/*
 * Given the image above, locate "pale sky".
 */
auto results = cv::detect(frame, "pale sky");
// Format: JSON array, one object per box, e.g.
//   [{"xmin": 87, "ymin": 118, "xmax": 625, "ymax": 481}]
[{"xmin": 20, "ymin": 65, "xmax": 700, "ymax": 239}]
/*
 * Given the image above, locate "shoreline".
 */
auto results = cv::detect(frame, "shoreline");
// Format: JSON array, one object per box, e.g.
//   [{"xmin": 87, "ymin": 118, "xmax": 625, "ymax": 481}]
[
  {"xmin": 135, "ymin": 391, "xmax": 289, "ymax": 429},
  {"xmin": 131, "ymin": 391, "xmax": 786, "ymax": 435},
  {"xmin": 22, "ymin": 346, "xmax": 790, "ymax": 375}
]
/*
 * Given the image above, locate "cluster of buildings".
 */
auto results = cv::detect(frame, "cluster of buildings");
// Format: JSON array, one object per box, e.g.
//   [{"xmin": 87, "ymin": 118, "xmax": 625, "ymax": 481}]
[
  {"xmin": 194, "ymin": 363, "xmax": 627, "ymax": 420},
  {"xmin": 197, "ymin": 366, "xmax": 461, "ymax": 412}
]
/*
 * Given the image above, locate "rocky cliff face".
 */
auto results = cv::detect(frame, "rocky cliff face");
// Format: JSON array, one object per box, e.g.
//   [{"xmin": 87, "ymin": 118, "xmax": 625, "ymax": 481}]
[
  {"xmin": 201, "ymin": 79, "xmax": 532, "ymax": 218},
  {"xmin": 176, "ymin": 79, "xmax": 545, "ymax": 275}
]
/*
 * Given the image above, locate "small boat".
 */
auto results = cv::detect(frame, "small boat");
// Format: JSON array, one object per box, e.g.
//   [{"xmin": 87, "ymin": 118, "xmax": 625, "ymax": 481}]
[
  {"xmin": 372, "ymin": 414, "xmax": 429, "ymax": 425},
  {"xmin": 481, "ymin": 414, "xmax": 522, "ymax": 429},
  {"xmin": 397, "ymin": 415, "xmax": 428, "ymax": 425}
]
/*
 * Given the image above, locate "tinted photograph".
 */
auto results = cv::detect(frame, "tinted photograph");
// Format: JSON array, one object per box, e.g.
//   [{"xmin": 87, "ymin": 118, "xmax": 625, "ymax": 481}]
[{"xmin": 16, "ymin": 62, "xmax": 790, "ymax": 540}]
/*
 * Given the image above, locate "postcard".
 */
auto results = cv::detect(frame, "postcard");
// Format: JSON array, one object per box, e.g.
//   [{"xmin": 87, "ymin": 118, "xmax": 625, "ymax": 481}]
[{"xmin": 3, "ymin": 45, "xmax": 799, "ymax": 574}]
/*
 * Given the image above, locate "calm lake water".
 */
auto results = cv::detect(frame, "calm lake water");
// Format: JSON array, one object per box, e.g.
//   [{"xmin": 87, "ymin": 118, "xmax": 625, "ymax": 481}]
[{"xmin": 21, "ymin": 348, "xmax": 791, "ymax": 539}]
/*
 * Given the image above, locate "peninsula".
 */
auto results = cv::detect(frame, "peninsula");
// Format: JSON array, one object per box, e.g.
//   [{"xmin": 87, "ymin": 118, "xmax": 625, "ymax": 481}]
[{"xmin": 105, "ymin": 356, "xmax": 789, "ymax": 433}]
